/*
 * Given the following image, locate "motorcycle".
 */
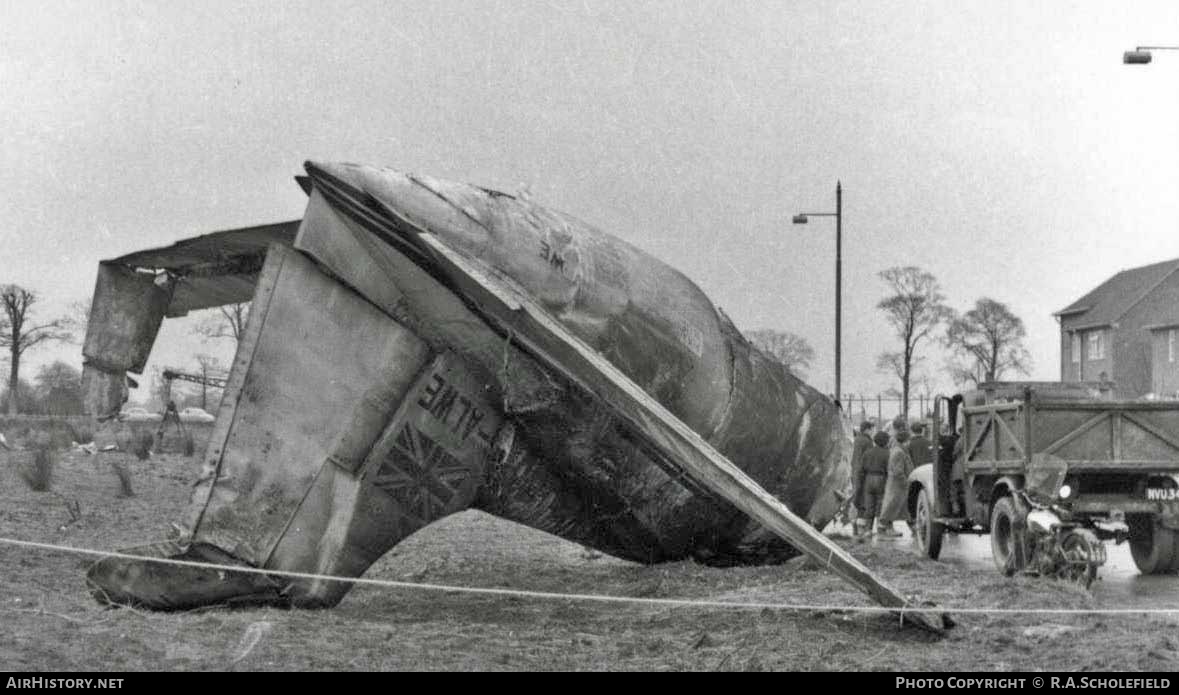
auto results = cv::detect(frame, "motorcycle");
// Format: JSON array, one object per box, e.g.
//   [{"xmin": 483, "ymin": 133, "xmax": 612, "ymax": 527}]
[{"xmin": 1005, "ymin": 457, "xmax": 1106, "ymax": 588}]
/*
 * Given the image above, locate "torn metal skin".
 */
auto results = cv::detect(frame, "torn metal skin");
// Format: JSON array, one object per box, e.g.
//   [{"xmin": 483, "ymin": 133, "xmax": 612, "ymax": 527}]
[{"xmin": 81, "ymin": 162, "xmax": 949, "ymax": 633}]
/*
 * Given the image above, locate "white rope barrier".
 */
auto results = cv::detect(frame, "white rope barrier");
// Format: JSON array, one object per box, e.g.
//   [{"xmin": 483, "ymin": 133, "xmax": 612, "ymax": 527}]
[{"xmin": 2, "ymin": 535, "xmax": 1178, "ymax": 616}]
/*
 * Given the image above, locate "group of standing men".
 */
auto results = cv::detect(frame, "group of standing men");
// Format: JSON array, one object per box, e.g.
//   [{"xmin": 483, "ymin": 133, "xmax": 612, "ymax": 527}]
[{"xmin": 849, "ymin": 416, "xmax": 933, "ymax": 538}]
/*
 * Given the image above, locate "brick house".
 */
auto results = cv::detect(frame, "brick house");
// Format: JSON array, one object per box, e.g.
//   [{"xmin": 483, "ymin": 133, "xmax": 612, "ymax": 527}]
[{"xmin": 1055, "ymin": 258, "xmax": 1179, "ymax": 398}]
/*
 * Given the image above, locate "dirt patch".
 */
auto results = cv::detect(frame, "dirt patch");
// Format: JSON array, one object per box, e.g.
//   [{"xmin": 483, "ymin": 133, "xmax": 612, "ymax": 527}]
[{"xmin": 1, "ymin": 450, "xmax": 1176, "ymax": 671}]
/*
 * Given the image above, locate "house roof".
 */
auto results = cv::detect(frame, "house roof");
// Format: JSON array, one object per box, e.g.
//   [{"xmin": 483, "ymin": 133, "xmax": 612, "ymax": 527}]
[{"xmin": 1055, "ymin": 257, "xmax": 1179, "ymax": 327}]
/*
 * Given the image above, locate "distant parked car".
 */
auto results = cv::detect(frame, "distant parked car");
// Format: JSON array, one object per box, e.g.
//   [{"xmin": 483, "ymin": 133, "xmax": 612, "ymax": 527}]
[
  {"xmin": 178, "ymin": 407, "xmax": 215, "ymax": 423},
  {"xmin": 121, "ymin": 407, "xmax": 162, "ymax": 422}
]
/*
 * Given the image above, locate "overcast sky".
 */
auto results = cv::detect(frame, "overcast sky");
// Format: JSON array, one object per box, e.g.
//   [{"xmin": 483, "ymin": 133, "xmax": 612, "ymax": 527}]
[{"xmin": 3, "ymin": 0, "xmax": 1178, "ymax": 402}]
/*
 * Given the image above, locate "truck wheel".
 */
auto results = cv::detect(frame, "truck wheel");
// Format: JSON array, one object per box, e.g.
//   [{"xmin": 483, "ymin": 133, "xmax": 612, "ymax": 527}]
[
  {"xmin": 914, "ymin": 487, "xmax": 943, "ymax": 560},
  {"xmin": 990, "ymin": 496, "xmax": 1024, "ymax": 575},
  {"xmin": 1129, "ymin": 515, "xmax": 1179, "ymax": 575}
]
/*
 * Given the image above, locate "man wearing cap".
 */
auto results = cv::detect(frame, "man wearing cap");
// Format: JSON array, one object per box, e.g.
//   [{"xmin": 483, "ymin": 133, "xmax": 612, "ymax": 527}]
[
  {"xmin": 849, "ymin": 421, "xmax": 875, "ymax": 537},
  {"xmin": 907, "ymin": 422, "xmax": 934, "ymax": 469}
]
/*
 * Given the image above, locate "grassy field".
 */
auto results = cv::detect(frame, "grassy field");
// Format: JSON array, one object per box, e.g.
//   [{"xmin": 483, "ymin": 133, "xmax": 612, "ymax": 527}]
[{"xmin": 2, "ymin": 449, "xmax": 1178, "ymax": 671}]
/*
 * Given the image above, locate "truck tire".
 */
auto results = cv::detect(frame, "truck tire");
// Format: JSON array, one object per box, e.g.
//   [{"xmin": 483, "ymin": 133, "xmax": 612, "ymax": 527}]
[
  {"xmin": 990, "ymin": 496, "xmax": 1024, "ymax": 575},
  {"xmin": 914, "ymin": 487, "xmax": 944, "ymax": 560},
  {"xmin": 1129, "ymin": 515, "xmax": 1179, "ymax": 575}
]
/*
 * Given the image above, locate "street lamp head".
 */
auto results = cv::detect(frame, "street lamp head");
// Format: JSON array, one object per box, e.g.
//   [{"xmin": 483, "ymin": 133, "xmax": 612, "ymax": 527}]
[
  {"xmin": 1124, "ymin": 50, "xmax": 1153, "ymax": 64},
  {"xmin": 792, "ymin": 214, "xmax": 808, "ymax": 224}
]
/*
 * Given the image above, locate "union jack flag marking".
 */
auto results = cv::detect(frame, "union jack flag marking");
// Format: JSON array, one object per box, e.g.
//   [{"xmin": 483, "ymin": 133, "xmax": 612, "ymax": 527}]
[{"xmin": 371, "ymin": 424, "xmax": 472, "ymax": 522}]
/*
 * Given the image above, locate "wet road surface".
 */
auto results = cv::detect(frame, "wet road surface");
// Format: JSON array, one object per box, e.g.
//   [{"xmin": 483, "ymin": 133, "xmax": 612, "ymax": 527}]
[{"xmin": 884, "ymin": 525, "xmax": 1179, "ymax": 608}]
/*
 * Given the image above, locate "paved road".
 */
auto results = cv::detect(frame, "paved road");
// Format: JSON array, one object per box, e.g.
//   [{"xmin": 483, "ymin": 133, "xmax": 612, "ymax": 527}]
[{"xmin": 863, "ymin": 524, "xmax": 1179, "ymax": 608}]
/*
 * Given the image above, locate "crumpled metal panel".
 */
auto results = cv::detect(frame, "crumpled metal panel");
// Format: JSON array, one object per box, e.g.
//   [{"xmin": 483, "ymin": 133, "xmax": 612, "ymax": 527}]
[
  {"xmin": 79, "ymin": 164, "xmax": 919, "ymax": 620},
  {"xmin": 293, "ymin": 186, "xmax": 564, "ymax": 415},
  {"xmin": 185, "ymin": 246, "xmax": 431, "ymax": 567},
  {"xmin": 261, "ymin": 351, "xmax": 500, "ymax": 606},
  {"xmin": 325, "ymin": 163, "xmax": 734, "ymax": 440},
  {"xmin": 308, "ymin": 161, "xmax": 850, "ymax": 563}
]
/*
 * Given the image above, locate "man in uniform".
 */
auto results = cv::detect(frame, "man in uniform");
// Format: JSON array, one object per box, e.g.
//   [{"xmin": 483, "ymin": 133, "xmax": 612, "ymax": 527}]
[
  {"xmin": 907, "ymin": 422, "xmax": 933, "ymax": 468},
  {"xmin": 879, "ymin": 427, "xmax": 914, "ymax": 537},
  {"xmin": 850, "ymin": 420, "xmax": 875, "ymax": 537},
  {"xmin": 860, "ymin": 431, "xmax": 892, "ymax": 539}
]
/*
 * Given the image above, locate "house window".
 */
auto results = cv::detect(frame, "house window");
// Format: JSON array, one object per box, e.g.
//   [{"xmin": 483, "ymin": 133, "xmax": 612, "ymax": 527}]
[
  {"xmin": 1071, "ymin": 333, "xmax": 1081, "ymax": 364},
  {"xmin": 1088, "ymin": 330, "xmax": 1104, "ymax": 360},
  {"xmin": 1170, "ymin": 329, "xmax": 1175, "ymax": 363}
]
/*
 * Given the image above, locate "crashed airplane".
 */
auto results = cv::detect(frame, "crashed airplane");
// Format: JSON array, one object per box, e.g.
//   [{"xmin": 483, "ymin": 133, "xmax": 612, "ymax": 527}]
[{"xmin": 81, "ymin": 162, "xmax": 947, "ymax": 631}]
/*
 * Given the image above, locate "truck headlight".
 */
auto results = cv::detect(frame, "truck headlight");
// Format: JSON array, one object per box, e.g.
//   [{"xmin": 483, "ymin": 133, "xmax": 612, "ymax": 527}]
[{"xmin": 1059, "ymin": 484, "xmax": 1072, "ymax": 499}]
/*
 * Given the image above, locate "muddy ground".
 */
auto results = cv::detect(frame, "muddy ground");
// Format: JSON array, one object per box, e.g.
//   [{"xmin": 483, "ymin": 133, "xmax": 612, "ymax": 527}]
[{"xmin": 2, "ymin": 450, "xmax": 1178, "ymax": 672}]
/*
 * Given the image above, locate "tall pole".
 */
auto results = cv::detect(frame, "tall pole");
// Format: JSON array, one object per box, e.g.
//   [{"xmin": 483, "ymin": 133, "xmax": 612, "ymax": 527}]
[
  {"xmin": 835, "ymin": 181, "xmax": 842, "ymax": 405},
  {"xmin": 792, "ymin": 185, "xmax": 844, "ymax": 407}
]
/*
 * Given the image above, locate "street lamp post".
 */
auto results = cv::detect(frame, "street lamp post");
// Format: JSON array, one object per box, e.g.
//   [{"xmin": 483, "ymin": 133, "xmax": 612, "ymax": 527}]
[
  {"xmin": 792, "ymin": 181, "xmax": 842, "ymax": 406},
  {"xmin": 1124, "ymin": 45, "xmax": 1179, "ymax": 64}
]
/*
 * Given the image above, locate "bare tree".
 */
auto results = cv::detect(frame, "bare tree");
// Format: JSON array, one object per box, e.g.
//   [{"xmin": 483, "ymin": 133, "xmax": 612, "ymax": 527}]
[
  {"xmin": 1, "ymin": 285, "xmax": 70, "ymax": 414},
  {"xmin": 62, "ymin": 299, "xmax": 92, "ymax": 344},
  {"xmin": 193, "ymin": 303, "xmax": 249, "ymax": 346},
  {"xmin": 945, "ymin": 298, "xmax": 1031, "ymax": 386},
  {"xmin": 875, "ymin": 267, "xmax": 951, "ymax": 417},
  {"xmin": 745, "ymin": 329, "xmax": 816, "ymax": 375}
]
